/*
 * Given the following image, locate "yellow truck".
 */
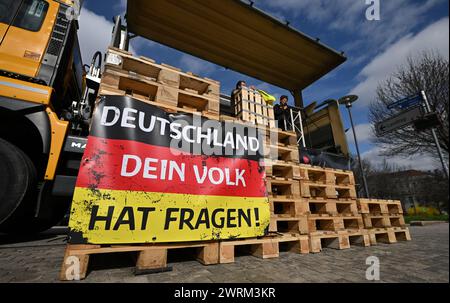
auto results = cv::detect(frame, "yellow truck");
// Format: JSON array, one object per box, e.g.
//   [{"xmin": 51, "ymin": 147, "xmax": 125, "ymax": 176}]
[{"xmin": 0, "ymin": 0, "xmax": 348, "ymax": 233}]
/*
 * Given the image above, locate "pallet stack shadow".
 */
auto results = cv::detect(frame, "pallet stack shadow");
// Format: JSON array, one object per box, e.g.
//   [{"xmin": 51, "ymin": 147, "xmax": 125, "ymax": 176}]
[{"xmin": 357, "ymin": 199, "xmax": 411, "ymax": 244}]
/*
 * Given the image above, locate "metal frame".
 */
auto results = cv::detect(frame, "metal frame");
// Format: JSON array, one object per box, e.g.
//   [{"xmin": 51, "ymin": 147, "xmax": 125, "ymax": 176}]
[{"xmin": 286, "ymin": 106, "xmax": 306, "ymax": 148}]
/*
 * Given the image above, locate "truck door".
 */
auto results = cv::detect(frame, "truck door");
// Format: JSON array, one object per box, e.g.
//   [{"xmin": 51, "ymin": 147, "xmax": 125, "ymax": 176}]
[
  {"xmin": 0, "ymin": 0, "xmax": 22, "ymax": 43},
  {"xmin": 0, "ymin": 0, "xmax": 56, "ymax": 78}
]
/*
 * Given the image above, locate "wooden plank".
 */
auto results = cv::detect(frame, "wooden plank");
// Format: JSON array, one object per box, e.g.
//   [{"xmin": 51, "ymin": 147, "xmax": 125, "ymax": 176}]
[
  {"xmin": 254, "ymin": 91, "xmax": 264, "ymax": 125},
  {"xmin": 157, "ymin": 68, "xmax": 180, "ymax": 87},
  {"xmin": 196, "ymin": 242, "xmax": 220, "ymax": 265},
  {"xmin": 136, "ymin": 249, "xmax": 168, "ymax": 270},
  {"xmin": 248, "ymin": 89, "xmax": 256, "ymax": 123},
  {"xmin": 59, "ymin": 244, "xmax": 100, "ymax": 281}
]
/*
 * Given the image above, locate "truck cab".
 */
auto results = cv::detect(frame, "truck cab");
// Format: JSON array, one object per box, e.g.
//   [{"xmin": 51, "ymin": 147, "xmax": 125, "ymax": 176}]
[{"xmin": 0, "ymin": 0, "xmax": 84, "ymax": 232}]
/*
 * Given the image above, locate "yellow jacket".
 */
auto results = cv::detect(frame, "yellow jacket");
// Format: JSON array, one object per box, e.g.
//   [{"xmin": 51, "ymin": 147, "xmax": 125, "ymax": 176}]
[{"xmin": 257, "ymin": 89, "xmax": 276, "ymax": 105}]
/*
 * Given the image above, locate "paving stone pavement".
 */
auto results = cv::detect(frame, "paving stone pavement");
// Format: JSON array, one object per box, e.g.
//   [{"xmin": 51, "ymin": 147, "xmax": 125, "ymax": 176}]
[{"xmin": 0, "ymin": 224, "xmax": 448, "ymax": 283}]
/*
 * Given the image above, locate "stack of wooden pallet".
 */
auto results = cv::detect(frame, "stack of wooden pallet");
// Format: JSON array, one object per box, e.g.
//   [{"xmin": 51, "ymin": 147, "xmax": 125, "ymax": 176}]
[
  {"xmin": 233, "ymin": 87, "xmax": 276, "ymax": 128},
  {"xmin": 357, "ymin": 199, "xmax": 411, "ymax": 245},
  {"xmin": 265, "ymin": 131, "xmax": 305, "ymax": 236},
  {"xmin": 218, "ymin": 129, "xmax": 309, "ymax": 264},
  {"xmin": 101, "ymin": 47, "xmax": 220, "ymax": 118},
  {"xmin": 297, "ymin": 165, "xmax": 370, "ymax": 253},
  {"xmin": 60, "ymin": 49, "xmax": 412, "ymax": 280}
]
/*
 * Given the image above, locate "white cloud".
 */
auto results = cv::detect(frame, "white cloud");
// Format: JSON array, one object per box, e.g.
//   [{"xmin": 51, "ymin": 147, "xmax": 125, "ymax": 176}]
[
  {"xmin": 179, "ymin": 54, "xmax": 217, "ymax": 76},
  {"xmin": 349, "ymin": 17, "xmax": 449, "ymax": 107},
  {"xmin": 262, "ymin": 0, "xmax": 442, "ymax": 40},
  {"xmin": 78, "ymin": 8, "xmax": 135, "ymax": 65},
  {"xmin": 346, "ymin": 123, "xmax": 374, "ymax": 144},
  {"xmin": 361, "ymin": 145, "xmax": 440, "ymax": 171}
]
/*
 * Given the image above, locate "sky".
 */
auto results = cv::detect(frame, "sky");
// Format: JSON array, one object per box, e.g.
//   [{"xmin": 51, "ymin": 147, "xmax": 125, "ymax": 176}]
[{"xmin": 77, "ymin": 0, "xmax": 449, "ymax": 171}]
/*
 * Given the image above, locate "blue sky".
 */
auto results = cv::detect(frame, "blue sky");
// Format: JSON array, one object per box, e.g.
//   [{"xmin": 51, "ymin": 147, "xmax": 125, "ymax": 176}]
[{"xmin": 78, "ymin": 0, "xmax": 449, "ymax": 170}]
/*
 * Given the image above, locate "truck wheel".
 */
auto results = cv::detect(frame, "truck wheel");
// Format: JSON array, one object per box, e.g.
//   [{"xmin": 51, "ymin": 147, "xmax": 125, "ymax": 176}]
[{"xmin": 0, "ymin": 138, "xmax": 37, "ymax": 231}]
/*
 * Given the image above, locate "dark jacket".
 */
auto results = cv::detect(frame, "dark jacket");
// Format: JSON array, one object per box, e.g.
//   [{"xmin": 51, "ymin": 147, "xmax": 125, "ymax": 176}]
[{"xmin": 273, "ymin": 103, "xmax": 291, "ymax": 130}]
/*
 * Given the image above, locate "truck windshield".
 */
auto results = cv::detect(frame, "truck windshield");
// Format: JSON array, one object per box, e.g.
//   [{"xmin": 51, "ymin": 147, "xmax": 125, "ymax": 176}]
[
  {"xmin": 0, "ymin": 0, "xmax": 21, "ymax": 25},
  {"xmin": 13, "ymin": 0, "xmax": 49, "ymax": 31},
  {"xmin": 0, "ymin": 0, "xmax": 49, "ymax": 32}
]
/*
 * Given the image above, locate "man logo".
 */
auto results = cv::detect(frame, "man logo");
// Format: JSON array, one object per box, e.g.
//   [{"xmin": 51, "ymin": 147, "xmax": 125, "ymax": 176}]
[
  {"xmin": 65, "ymin": 256, "xmax": 81, "ymax": 281},
  {"xmin": 71, "ymin": 142, "xmax": 87, "ymax": 149},
  {"xmin": 366, "ymin": 256, "xmax": 380, "ymax": 281}
]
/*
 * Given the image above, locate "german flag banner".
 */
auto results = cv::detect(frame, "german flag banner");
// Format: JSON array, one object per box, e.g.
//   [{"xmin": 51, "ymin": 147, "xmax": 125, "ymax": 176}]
[{"xmin": 68, "ymin": 96, "xmax": 270, "ymax": 244}]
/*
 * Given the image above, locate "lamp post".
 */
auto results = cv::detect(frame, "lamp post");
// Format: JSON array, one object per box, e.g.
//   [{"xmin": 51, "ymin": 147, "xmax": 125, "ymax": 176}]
[{"xmin": 338, "ymin": 95, "xmax": 370, "ymax": 198}]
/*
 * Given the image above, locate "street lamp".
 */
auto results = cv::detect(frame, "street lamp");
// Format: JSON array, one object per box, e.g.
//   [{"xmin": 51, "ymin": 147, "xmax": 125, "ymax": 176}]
[{"xmin": 338, "ymin": 95, "xmax": 370, "ymax": 198}]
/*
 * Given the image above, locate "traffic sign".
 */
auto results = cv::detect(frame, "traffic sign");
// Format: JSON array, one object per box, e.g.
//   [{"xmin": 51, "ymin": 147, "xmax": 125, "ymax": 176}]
[
  {"xmin": 387, "ymin": 94, "xmax": 423, "ymax": 110},
  {"xmin": 376, "ymin": 106, "xmax": 423, "ymax": 135},
  {"xmin": 413, "ymin": 112, "xmax": 440, "ymax": 131}
]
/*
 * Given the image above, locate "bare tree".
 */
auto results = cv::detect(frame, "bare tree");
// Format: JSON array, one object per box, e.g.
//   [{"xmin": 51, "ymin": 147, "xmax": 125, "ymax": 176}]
[
  {"xmin": 351, "ymin": 157, "xmax": 449, "ymax": 213},
  {"xmin": 369, "ymin": 51, "xmax": 449, "ymax": 160}
]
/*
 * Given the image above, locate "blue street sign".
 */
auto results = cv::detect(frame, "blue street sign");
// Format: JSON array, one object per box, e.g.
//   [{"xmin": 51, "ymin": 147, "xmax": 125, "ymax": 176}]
[{"xmin": 387, "ymin": 94, "xmax": 423, "ymax": 110}]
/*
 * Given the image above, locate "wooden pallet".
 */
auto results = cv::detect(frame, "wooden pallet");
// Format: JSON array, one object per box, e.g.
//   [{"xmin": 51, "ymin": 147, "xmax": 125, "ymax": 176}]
[
  {"xmin": 233, "ymin": 88, "xmax": 276, "ymax": 128},
  {"xmin": 219, "ymin": 234, "xmax": 309, "ymax": 263},
  {"xmin": 264, "ymin": 144, "xmax": 299, "ymax": 163},
  {"xmin": 309, "ymin": 231, "xmax": 349, "ymax": 253},
  {"xmin": 299, "ymin": 165, "xmax": 355, "ymax": 186},
  {"xmin": 98, "ymin": 85, "xmax": 219, "ymax": 121},
  {"xmin": 307, "ymin": 215, "xmax": 364, "ymax": 233},
  {"xmin": 305, "ymin": 197, "xmax": 359, "ymax": 216},
  {"xmin": 264, "ymin": 160, "xmax": 301, "ymax": 180},
  {"xmin": 362, "ymin": 214, "xmax": 406, "ymax": 229},
  {"xmin": 266, "ymin": 129, "xmax": 298, "ymax": 148},
  {"xmin": 59, "ymin": 241, "xmax": 219, "ymax": 281},
  {"xmin": 266, "ymin": 179, "xmax": 301, "ymax": 199},
  {"xmin": 357, "ymin": 199, "xmax": 403, "ymax": 215},
  {"xmin": 300, "ymin": 182, "xmax": 357, "ymax": 199},
  {"xmin": 368, "ymin": 227, "xmax": 411, "ymax": 245},
  {"xmin": 309, "ymin": 230, "xmax": 370, "ymax": 253},
  {"xmin": 100, "ymin": 67, "xmax": 220, "ymax": 117},
  {"xmin": 269, "ymin": 216, "xmax": 309, "ymax": 234},
  {"xmin": 106, "ymin": 47, "xmax": 220, "ymax": 98},
  {"xmin": 347, "ymin": 230, "xmax": 371, "ymax": 248},
  {"xmin": 269, "ymin": 197, "xmax": 307, "ymax": 217}
]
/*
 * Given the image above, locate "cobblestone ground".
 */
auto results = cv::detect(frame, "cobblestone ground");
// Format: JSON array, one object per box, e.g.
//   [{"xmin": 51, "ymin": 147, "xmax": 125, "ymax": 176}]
[{"xmin": 0, "ymin": 224, "xmax": 448, "ymax": 283}]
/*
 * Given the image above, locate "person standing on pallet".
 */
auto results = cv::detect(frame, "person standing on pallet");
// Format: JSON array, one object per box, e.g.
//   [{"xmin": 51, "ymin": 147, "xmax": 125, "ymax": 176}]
[{"xmin": 274, "ymin": 95, "xmax": 292, "ymax": 131}]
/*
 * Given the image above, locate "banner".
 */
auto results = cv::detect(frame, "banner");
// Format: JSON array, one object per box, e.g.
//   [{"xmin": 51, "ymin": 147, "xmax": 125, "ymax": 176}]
[{"xmin": 69, "ymin": 95, "xmax": 270, "ymax": 244}]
